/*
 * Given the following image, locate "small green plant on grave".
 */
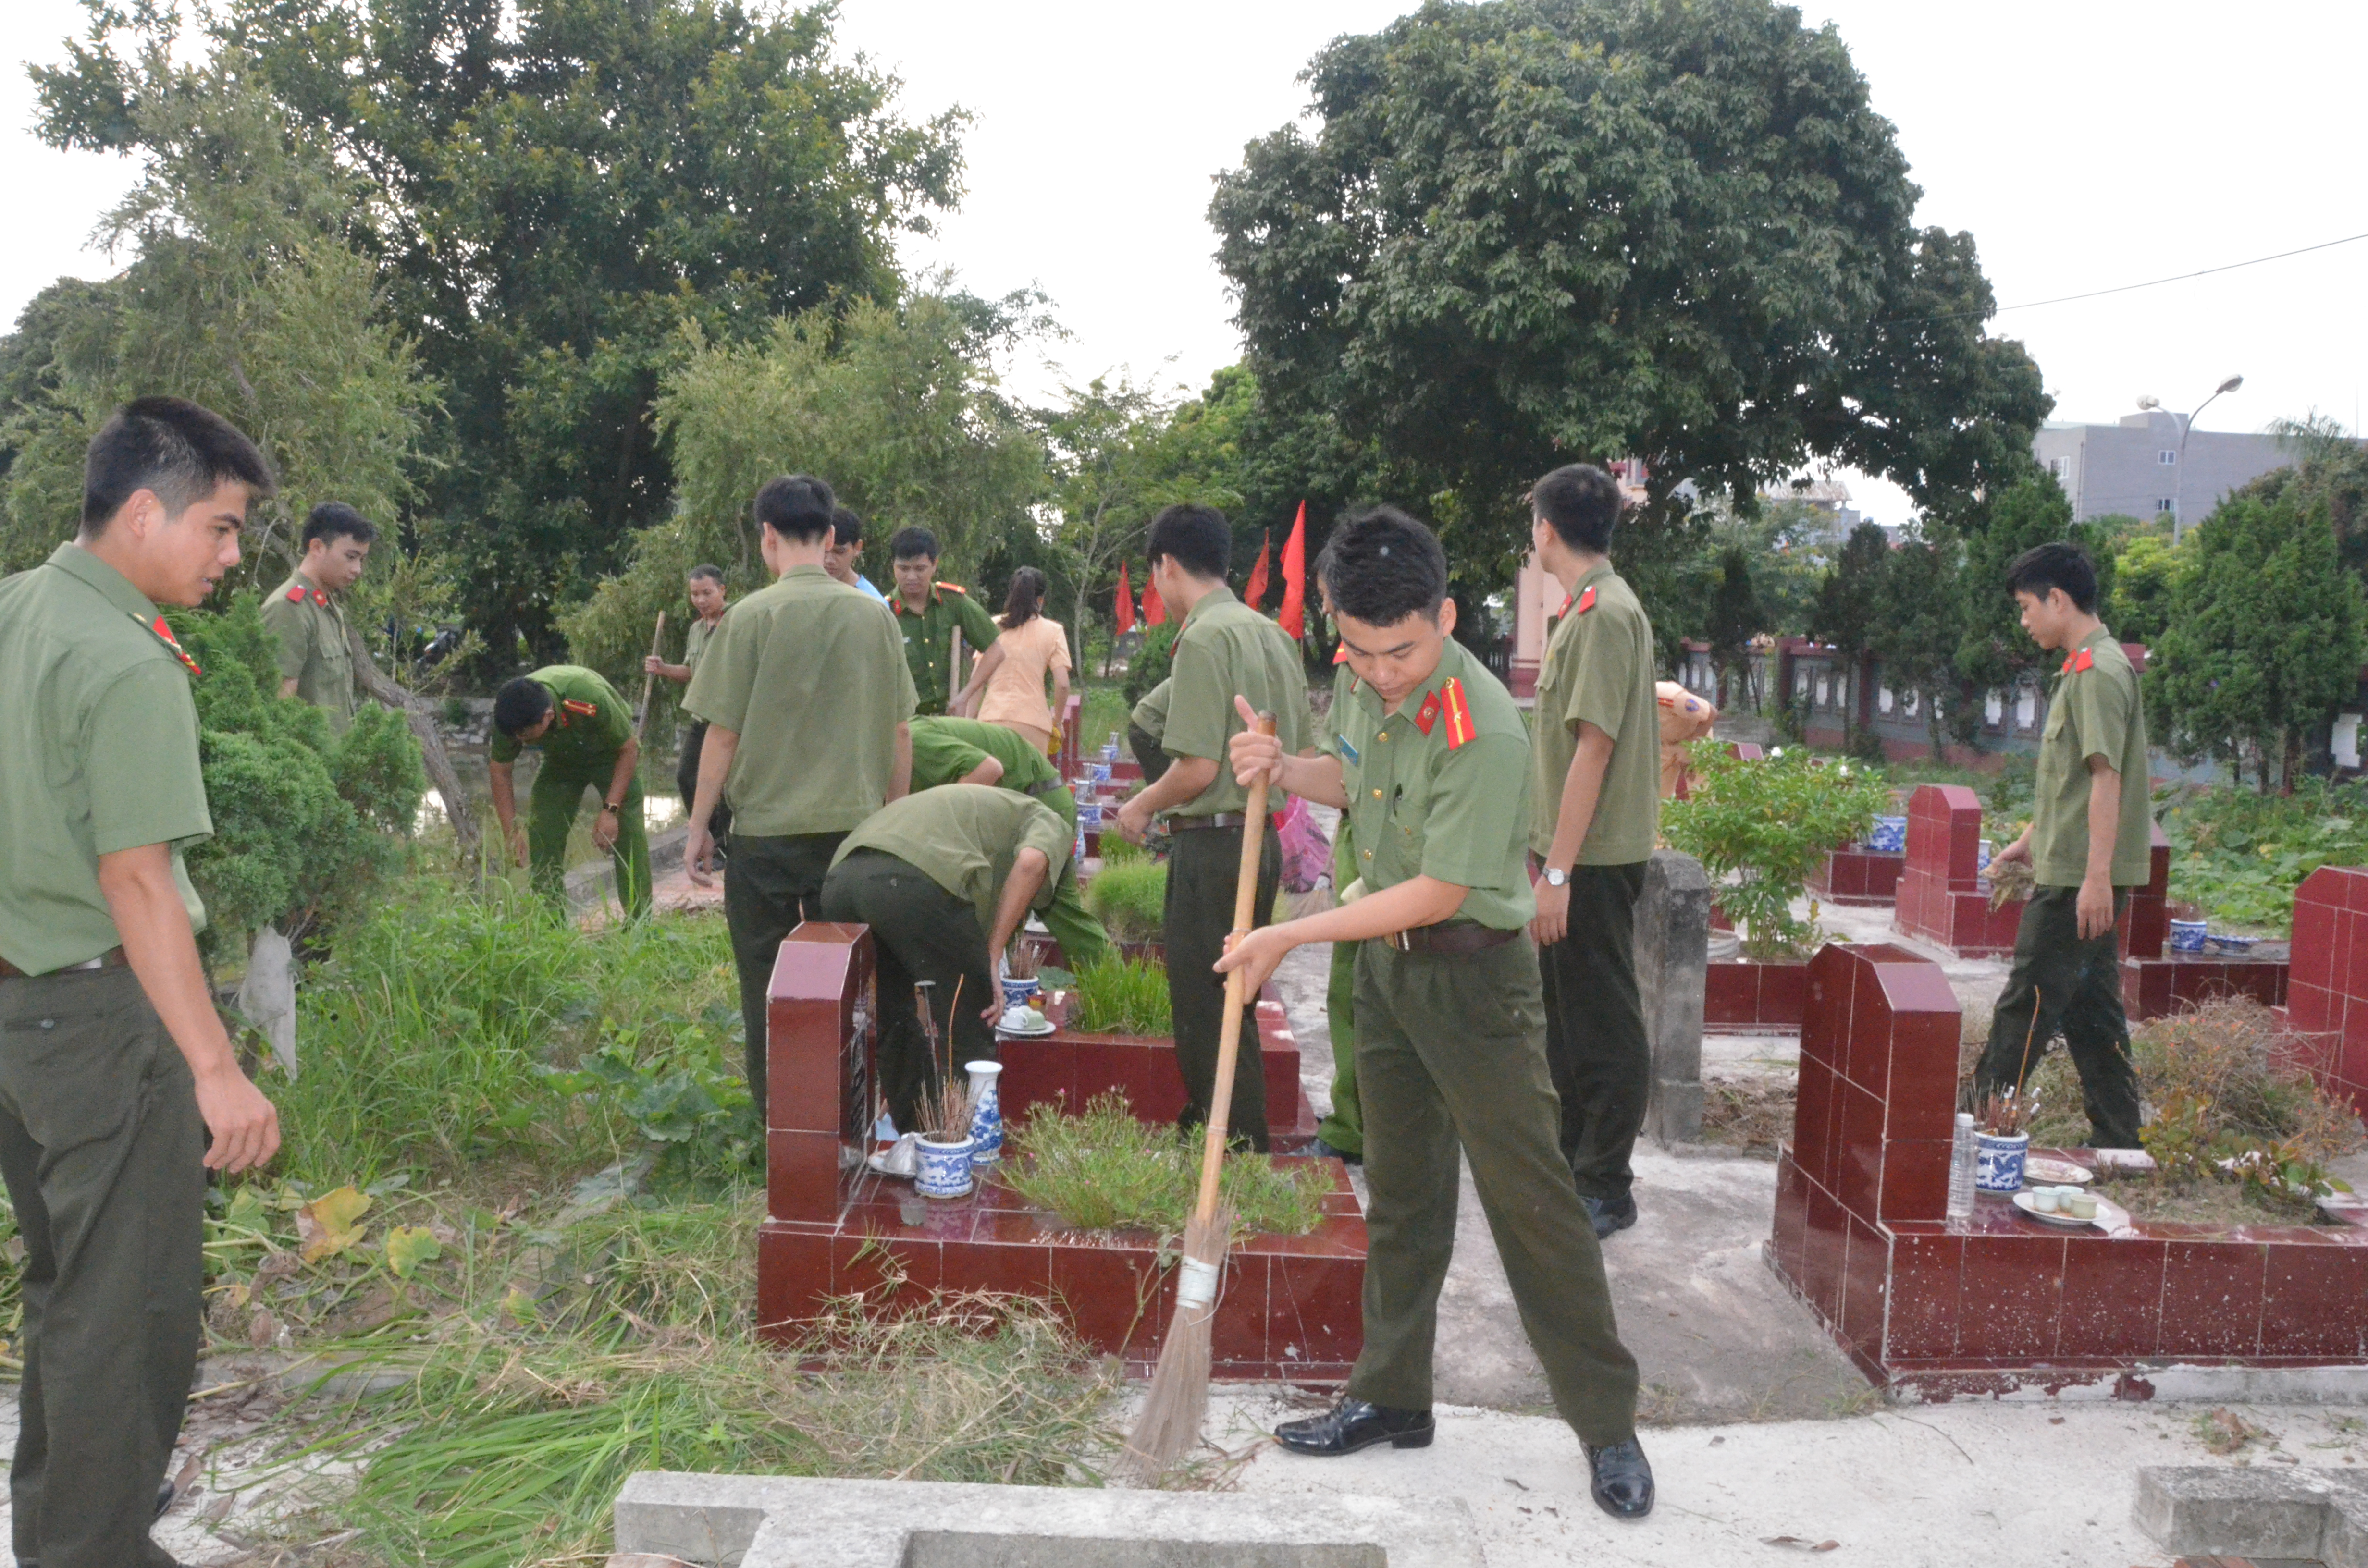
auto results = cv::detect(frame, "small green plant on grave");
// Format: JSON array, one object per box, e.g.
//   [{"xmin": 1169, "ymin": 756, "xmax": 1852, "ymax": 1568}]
[
  {"xmin": 1083, "ymin": 860, "xmax": 1166, "ymax": 943},
  {"xmin": 999, "ymin": 1091, "xmax": 1332, "ymax": 1237},
  {"xmin": 1071, "ymin": 953, "xmax": 1172, "ymax": 1036},
  {"xmin": 1662, "ymin": 742, "xmax": 1893, "ymax": 959}
]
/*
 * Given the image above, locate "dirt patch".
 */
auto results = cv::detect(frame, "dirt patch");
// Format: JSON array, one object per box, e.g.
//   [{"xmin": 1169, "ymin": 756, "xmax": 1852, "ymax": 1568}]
[{"xmin": 1698, "ymin": 1078, "xmax": 1793, "ymax": 1159}]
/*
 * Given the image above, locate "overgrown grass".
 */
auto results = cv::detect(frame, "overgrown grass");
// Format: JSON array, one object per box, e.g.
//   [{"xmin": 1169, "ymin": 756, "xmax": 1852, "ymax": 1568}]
[
  {"xmin": 999, "ymin": 1092, "xmax": 1333, "ymax": 1238},
  {"xmin": 1083, "ymin": 860, "xmax": 1166, "ymax": 942},
  {"xmin": 1079, "ymin": 682, "xmax": 1132, "ymax": 759},
  {"xmin": 2158, "ymin": 778, "xmax": 2368, "ymax": 932},
  {"xmin": 1072, "ymin": 953, "xmax": 1172, "ymax": 1035},
  {"xmin": 1097, "ymin": 830, "xmax": 1148, "ymax": 866}
]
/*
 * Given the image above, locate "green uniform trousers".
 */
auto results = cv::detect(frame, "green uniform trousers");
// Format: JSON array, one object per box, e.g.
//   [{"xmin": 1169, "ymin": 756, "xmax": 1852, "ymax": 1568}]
[
  {"xmin": 675, "ymin": 721, "xmax": 732, "ymax": 845},
  {"xmin": 0, "ymin": 966, "xmax": 204, "ymax": 1568},
  {"xmin": 725, "ymin": 832, "xmax": 847, "ymax": 1118},
  {"xmin": 1315, "ymin": 814, "xmax": 1362, "ymax": 1157},
  {"xmin": 1349, "ymin": 934, "xmax": 1640, "ymax": 1447},
  {"xmin": 1164, "ymin": 821, "xmax": 1281, "ymax": 1152},
  {"xmin": 1539, "ymin": 860, "xmax": 1651, "ymax": 1201},
  {"xmin": 819, "ymin": 849, "xmax": 997, "ymax": 1134},
  {"xmin": 527, "ymin": 757, "xmax": 650, "ymax": 919},
  {"xmin": 1975, "ymin": 885, "xmax": 2142, "ymax": 1149}
]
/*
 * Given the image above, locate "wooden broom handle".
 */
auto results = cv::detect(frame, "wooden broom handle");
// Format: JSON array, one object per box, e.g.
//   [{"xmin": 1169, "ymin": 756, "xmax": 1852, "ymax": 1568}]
[{"xmin": 1190, "ymin": 710, "xmax": 1278, "ymax": 1225}]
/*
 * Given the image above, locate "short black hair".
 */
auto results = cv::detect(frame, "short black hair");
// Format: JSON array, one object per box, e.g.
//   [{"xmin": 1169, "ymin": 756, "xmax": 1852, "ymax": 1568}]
[
  {"xmin": 687, "ymin": 563, "xmax": 726, "ymax": 586},
  {"xmin": 493, "ymin": 676, "xmax": 555, "ymax": 737},
  {"xmin": 81, "ymin": 395, "xmax": 275, "ymax": 534},
  {"xmin": 830, "ymin": 505, "xmax": 865, "ymax": 548},
  {"xmin": 1531, "ymin": 464, "xmax": 1623, "ymax": 553},
  {"xmin": 891, "ymin": 526, "xmax": 940, "ymax": 562},
  {"xmin": 1318, "ymin": 506, "xmax": 1449, "ymax": 626},
  {"xmin": 1146, "ymin": 503, "xmax": 1230, "ymax": 581},
  {"xmin": 302, "ymin": 501, "xmax": 378, "ymax": 551},
  {"xmin": 752, "ymin": 474, "xmax": 837, "ymax": 544},
  {"xmin": 2005, "ymin": 542, "xmax": 2099, "ymax": 613}
]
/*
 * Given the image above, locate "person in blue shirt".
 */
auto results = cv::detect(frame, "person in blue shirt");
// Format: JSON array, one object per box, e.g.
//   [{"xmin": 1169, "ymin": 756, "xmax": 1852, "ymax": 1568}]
[{"xmin": 827, "ymin": 505, "xmax": 891, "ymax": 605}]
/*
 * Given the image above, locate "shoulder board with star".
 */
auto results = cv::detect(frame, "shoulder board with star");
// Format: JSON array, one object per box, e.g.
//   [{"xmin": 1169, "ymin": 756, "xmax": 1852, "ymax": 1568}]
[
  {"xmin": 939, "ymin": 582, "xmax": 968, "ymax": 595},
  {"xmin": 131, "ymin": 612, "xmax": 202, "ymax": 677},
  {"xmin": 2060, "ymin": 648, "xmax": 2095, "ymax": 675},
  {"xmin": 561, "ymin": 698, "xmax": 600, "ymax": 717},
  {"xmin": 1411, "ymin": 679, "xmax": 1479, "ymax": 747}
]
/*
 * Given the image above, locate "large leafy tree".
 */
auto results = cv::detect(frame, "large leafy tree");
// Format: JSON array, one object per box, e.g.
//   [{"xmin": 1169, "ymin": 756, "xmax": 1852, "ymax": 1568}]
[
  {"xmin": 1952, "ymin": 470, "xmax": 2117, "ymax": 708},
  {"xmin": 1209, "ymin": 0, "xmax": 2048, "ymax": 608},
  {"xmin": 36, "ymin": 0, "xmax": 965, "ymax": 664},
  {"xmin": 1869, "ymin": 531, "xmax": 1966, "ymax": 759}
]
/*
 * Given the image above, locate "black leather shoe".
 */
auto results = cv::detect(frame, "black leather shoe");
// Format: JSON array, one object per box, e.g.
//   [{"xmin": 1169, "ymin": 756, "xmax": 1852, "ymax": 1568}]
[
  {"xmin": 1587, "ymin": 1438, "xmax": 1655, "ymax": 1518},
  {"xmin": 1274, "ymin": 1397, "xmax": 1434, "ymax": 1456},
  {"xmin": 1582, "ymin": 1193, "xmax": 1637, "ymax": 1240}
]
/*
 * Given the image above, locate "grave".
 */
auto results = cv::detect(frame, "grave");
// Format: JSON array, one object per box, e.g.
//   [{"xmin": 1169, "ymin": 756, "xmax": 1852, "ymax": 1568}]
[
  {"xmin": 1809, "ymin": 844, "xmax": 1906, "ymax": 907},
  {"xmin": 1771, "ymin": 941, "xmax": 2368, "ymax": 1400},
  {"xmin": 2120, "ymin": 822, "xmax": 2291, "ymax": 1021},
  {"xmin": 756, "ymin": 923, "xmax": 1364, "ymax": 1381},
  {"xmin": 1890, "ymin": 784, "xmax": 2024, "ymax": 957},
  {"xmin": 2282, "ymin": 866, "xmax": 2368, "ymax": 1120},
  {"xmin": 998, "ymin": 991, "xmax": 1312, "ymax": 1142}
]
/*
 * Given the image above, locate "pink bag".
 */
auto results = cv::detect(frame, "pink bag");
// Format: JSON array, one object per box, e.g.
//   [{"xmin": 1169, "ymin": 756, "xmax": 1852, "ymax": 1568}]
[{"xmin": 1276, "ymin": 796, "xmax": 1333, "ymax": 894}]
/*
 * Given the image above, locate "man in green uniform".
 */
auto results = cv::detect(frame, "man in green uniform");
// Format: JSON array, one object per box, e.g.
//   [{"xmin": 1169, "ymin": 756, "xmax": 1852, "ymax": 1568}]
[
  {"xmin": 1111, "ymin": 504, "xmax": 1310, "ymax": 1152},
  {"xmin": 908, "ymin": 715, "xmax": 1109, "ymax": 971},
  {"xmin": 1526, "ymin": 464, "xmax": 1661, "ymax": 1239},
  {"xmin": 1974, "ymin": 542, "xmax": 2155, "ymax": 1149},
  {"xmin": 259, "ymin": 500, "xmax": 375, "ymax": 735},
  {"xmin": 686, "ymin": 476, "xmax": 917, "ymax": 1113},
  {"xmin": 645, "ymin": 564, "xmax": 733, "ymax": 843},
  {"xmin": 821, "ymin": 784, "xmax": 1073, "ymax": 1131},
  {"xmin": 0, "ymin": 395, "xmax": 284, "ymax": 1568},
  {"xmin": 888, "ymin": 526, "xmax": 1000, "ymax": 715},
  {"xmin": 1216, "ymin": 506, "xmax": 1651, "ymax": 1520},
  {"xmin": 489, "ymin": 666, "xmax": 650, "ymax": 919}
]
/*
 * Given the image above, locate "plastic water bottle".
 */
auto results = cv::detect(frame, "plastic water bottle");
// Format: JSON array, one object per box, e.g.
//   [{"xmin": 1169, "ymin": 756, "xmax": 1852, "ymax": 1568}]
[{"xmin": 1947, "ymin": 1111, "xmax": 1978, "ymax": 1218}]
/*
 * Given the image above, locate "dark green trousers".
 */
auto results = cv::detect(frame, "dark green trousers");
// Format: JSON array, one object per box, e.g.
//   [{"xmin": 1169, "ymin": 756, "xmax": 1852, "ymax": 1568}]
[
  {"xmin": 725, "ymin": 832, "xmax": 847, "ymax": 1118},
  {"xmin": 0, "ymin": 966, "xmax": 204, "ymax": 1568},
  {"xmin": 819, "ymin": 849, "xmax": 997, "ymax": 1134},
  {"xmin": 1976, "ymin": 885, "xmax": 2142, "ymax": 1149},
  {"xmin": 1163, "ymin": 821, "xmax": 1282, "ymax": 1152},
  {"xmin": 1539, "ymin": 860, "xmax": 1651, "ymax": 1201},
  {"xmin": 527, "ymin": 757, "xmax": 650, "ymax": 919},
  {"xmin": 675, "ymin": 721, "xmax": 731, "ymax": 845},
  {"xmin": 1350, "ymin": 934, "xmax": 1640, "ymax": 1447}
]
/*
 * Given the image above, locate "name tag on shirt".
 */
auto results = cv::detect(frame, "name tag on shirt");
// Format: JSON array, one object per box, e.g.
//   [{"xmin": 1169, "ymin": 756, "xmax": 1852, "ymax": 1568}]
[{"xmin": 1337, "ymin": 735, "xmax": 1361, "ymax": 767}]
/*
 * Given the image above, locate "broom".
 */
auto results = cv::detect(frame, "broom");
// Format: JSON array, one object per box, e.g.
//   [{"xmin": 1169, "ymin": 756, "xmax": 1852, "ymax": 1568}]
[{"xmin": 1124, "ymin": 711, "xmax": 1277, "ymax": 1476}]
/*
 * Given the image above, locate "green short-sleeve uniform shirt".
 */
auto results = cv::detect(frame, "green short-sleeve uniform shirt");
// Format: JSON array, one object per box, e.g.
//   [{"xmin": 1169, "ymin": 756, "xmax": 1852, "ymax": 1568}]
[
  {"xmin": 490, "ymin": 666, "xmax": 632, "ymax": 771},
  {"xmin": 1529, "ymin": 564, "xmax": 1659, "ymax": 865},
  {"xmin": 0, "ymin": 543, "xmax": 214, "ymax": 973},
  {"xmin": 891, "ymin": 581, "xmax": 1001, "ymax": 714},
  {"xmin": 1324, "ymin": 637, "xmax": 1535, "ymax": 931},
  {"xmin": 2030, "ymin": 626, "xmax": 2153, "ymax": 888},
  {"xmin": 910, "ymin": 716, "xmax": 1061, "ymax": 798},
  {"xmin": 832, "ymin": 784, "xmax": 1073, "ymax": 934},
  {"xmin": 1130, "ymin": 678, "xmax": 1173, "ymax": 743},
  {"xmin": 681, "ymin": 614, "xmax": 719, "ymax": 679},
  {"xmin": 1160, "ymin": 587, "xmax": 1312, "ymax": 817},
  {"xmin": 686, "ymin": 564, "xmax": 920, "ymax": 835},
  {"xmin": 259, "ymin": 570, "xmax": 358, "ymax": 734}
]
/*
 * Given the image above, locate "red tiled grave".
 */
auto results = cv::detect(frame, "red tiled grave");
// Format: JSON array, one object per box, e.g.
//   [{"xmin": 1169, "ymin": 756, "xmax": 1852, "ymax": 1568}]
[{"xmin": 1890, "ymin": 786, "xmax": 2024, "ymax": 957}]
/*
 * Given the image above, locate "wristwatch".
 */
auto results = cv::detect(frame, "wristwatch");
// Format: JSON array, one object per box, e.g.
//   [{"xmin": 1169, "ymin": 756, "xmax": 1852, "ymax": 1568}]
[{"xmin": 1542, "ymin": 866, "xmax": 1569, "ymax": 888}]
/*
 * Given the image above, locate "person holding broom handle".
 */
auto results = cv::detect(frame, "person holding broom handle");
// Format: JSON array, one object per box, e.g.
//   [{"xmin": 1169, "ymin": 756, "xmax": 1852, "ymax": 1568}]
[{"xmin": 1212, "ymin": 506, "xmax": 1653, "ymax": 1521}]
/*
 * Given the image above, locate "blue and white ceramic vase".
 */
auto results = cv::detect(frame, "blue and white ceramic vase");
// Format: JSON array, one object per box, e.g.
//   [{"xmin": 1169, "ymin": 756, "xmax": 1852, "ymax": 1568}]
[
  {"xmin": 965, "ymin": 1059, "xmax": 1004, "ymax": 1165},
  {"xmin": 2170, "ymin": 919, "xmax": 2209, "ymax": 953},
  {"xmin": 1974, "ymin": 1130, "xmax": 2028, "ymax": 1195},
  {"xmin": 1867, "ymin": 815, "xmax": 1908, "ymax": 855},
  {"xmin": 914, "ymin": 1133, "xmax": 974, "ymax": 1199}
]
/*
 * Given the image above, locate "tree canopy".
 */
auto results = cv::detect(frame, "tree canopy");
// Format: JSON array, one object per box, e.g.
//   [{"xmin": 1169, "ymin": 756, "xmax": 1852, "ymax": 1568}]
[{"xmin": 1209, "ymin": 0, "xmax": 2049, "ymax": 600}]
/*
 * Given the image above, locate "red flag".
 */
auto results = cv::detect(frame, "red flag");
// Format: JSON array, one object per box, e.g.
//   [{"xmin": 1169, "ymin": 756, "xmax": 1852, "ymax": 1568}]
[
  {"xmin": 1114, "ymin": 560, "xmax": 1136, "ymax": 635},
  {"xmin": 1278, "ymin": 501, "xmax": 1307, "ymax": 639},
  {"xmin": 1242, "ymin": 530, "xmax": 1271, "ymax": 610},
  {"xmin": 1143, "ymin": 566, "xmax": 1166, "ymax": 626}
]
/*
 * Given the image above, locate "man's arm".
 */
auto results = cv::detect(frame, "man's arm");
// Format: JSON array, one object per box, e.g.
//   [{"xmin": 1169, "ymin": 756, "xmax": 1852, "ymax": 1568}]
[
  {"xmin": 958, "ymin": 755, "xmax": 1004, "ymax": 787},
  {"xmin": 1224, "ymin": 712, "xmax": 1350, "ymax": 810},
  {"xmin": 1531, "ymin": 722, "xmax": 1614, "ymax": 945},
  {"xmin": 1112, "ymin": 755, "xmax": 1221, "ymax": 842},
  {"xmin": 643, "ymin": 658, "xmax": 693, "ymax": 685},
  {"xmin": 685, "ymin": 724, "xmax": 740, "ymax": 887},
  {"xmin": 97, "ymin": 844, "xmax": 280, "ymax": 1173},
  {"xmin": 2079, "ymin": 758, "xmax": 2121, "ymax": 941},
  {"xmin": 953, "ymin": 640, "xmax": 1005, "ymax": 717},
  {"xmin": 278, "ymin": 677, "xmax": 300, "ymax": 699},
  {"xmin": 983, "ymin": 846, "xmax": 1053, "ymax": 999},
  {"xmin": 1216, "ymin": 875, "xmax": 1468, "ymax": 999},
  {"xmin": 889, "ymin": 721, "xmax": 913, "ymax": 801},
  {"xmin": 489, "ymin": 760, "xmax": 526, "ymax": 865},
  {"xmin": 592, "ymin": 737, "xmax": 638, "ymax": 852}
]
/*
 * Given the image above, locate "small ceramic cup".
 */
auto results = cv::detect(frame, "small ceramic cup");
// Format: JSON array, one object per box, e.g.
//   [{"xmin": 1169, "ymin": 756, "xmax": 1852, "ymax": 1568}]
[
  {"xmin": 2067, "ymin": 1192, "xmax": 2099, "ymax": 1220},
  {"xmin": 2033, "ymin": 1188, "xmax": 2061, "ymax": 1213},
  {"xmin": 2170, "ymin": 919, "xmax": 2209, "ymax": 953}
]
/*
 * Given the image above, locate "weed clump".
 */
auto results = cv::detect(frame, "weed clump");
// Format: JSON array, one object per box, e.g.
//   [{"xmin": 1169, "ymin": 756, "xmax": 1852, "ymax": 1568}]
[
  {"xmin": 999, "ymin": 1092, "xmax": 1332, "ymax": 1238},
  {"xmin": 1084, "ymin": 861, "xmax": 1166, "ymax": 943},
  {"xmin": 1071, "ymin": 953, "xmax": 1172, "ymax": 1036}
]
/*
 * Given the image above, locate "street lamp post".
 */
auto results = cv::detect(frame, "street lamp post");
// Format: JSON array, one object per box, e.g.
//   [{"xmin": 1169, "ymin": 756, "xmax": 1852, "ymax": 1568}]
[{"xmin": 2174, "ymin": 374, "xmax": 2245, "ymax": 543}]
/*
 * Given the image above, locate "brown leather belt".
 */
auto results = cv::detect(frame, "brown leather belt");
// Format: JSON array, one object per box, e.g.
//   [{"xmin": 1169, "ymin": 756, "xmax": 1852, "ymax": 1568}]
[
  {"xmin": 1383, "ymin": 923, "xmax": 1521, "ymax": 955},
  {"xmin": 0, "ymin": 947, "xmax": 128, "ymax": 982},
  {"xmin": 1168, "ymin": 812, "xmax": 1253, "ymax": 831}
]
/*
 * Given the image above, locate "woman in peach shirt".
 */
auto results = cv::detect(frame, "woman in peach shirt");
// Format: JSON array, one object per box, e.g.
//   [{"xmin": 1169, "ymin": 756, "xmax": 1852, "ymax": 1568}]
[{"xmin": 956, "ymin": 566, "xmax": 1071, "ymax": 754}]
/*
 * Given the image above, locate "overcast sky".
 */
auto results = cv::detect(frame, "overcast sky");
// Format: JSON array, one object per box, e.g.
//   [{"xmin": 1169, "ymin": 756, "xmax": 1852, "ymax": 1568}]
[{"xmin": 9, "ymin": 0, "xmax": 2366, "ymax": 528}]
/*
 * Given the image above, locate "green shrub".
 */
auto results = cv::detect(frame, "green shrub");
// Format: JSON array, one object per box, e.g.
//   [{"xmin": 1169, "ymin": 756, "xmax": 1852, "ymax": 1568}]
[
  {"xmin": 1000, "ymin": 1091, "xmax": 1332, "ymax": 1237},
  {"xmin": 1083, "ymin": 861, "xmax": 1165, "ymax": 941},
  {"xmin": 1122, "ymin": 620, "xmax": 1177, "ymax": 706},
  {"xmin": 1662, "ymin": 743, "xmax": 1892, "ymax": 958},
  {"xmin": 2158, "ymin": 778, "xmax": 2368, "ymax": 932},
  {"xmin": 1071, "ymin": 954, "xmax": 1172, "ymax": 1036}
]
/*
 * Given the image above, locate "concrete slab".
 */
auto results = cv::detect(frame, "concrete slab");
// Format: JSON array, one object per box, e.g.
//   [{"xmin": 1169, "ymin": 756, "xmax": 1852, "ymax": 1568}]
[
  {"xmin": 2136, "ymin": 1464, "xmax": 2368, "ymax": 1564},
  {"xmin": 612, "ymin": 1472, "xmax": 1484, "ymax": 1568}
]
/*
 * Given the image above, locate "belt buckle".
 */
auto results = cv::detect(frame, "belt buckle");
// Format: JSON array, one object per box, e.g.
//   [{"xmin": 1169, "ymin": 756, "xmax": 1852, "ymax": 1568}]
[{"xmin": 1389, "ymin": 930, "xmax": 1413, "ymax": 952}]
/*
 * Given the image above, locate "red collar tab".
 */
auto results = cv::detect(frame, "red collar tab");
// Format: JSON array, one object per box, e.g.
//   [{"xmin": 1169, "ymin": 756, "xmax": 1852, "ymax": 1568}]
[
  {"xmin": 136, "ymin": 613, "xmax": 202, "ymax": 677},
  {"xmin": 1576, "ymin": 585, "xmax": 1598, "ymax": 614},
  {"xmin": 1332, "ymin": 643, "xmax": 1351, "ymax": 665},
  {"xmin": 312, "ymin": 589, "xmax": 329, "ymax": 607},
  {"xmin": 1438, "ymin": 678, "xmax": 1476, "ymax": 748},
  {"xmin": 1414, "ymin": 688, "xmax": 1443, "ymax": 735},
  {"xmin": 2060, "ymin": 648, "xmax": 2095, "ymax": 675},
  {"xmin": 286, "ymin": 584, "xmax": 308, "ymax": 603},
  {"xmin": 561, "ymin": 698, "xmax": 599, "ymax": 718}
]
